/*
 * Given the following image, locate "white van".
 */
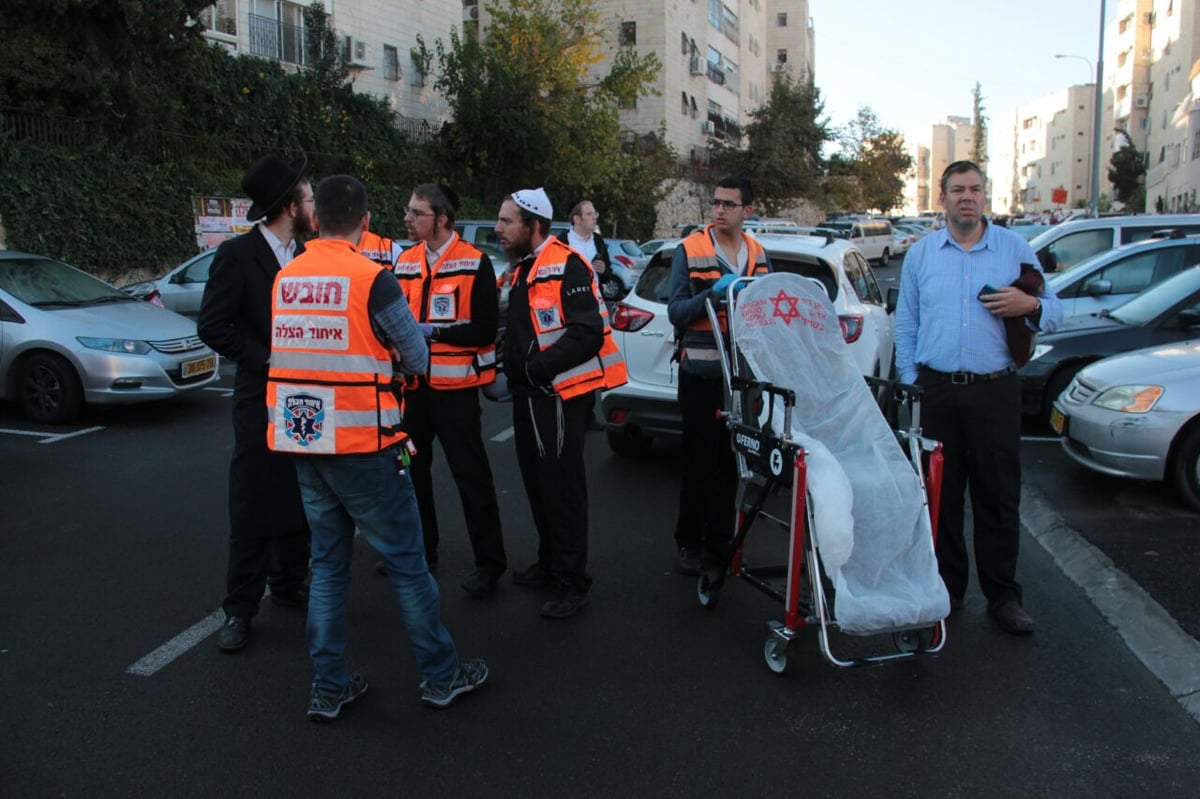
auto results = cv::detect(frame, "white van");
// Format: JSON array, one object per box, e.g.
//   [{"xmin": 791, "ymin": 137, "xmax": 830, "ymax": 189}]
[
  {"xmin": 822, "ymin": 219, "xmax": 895, "ymax": 265},
  {"xmin": 1028, "ymin": 214, "xmax": 1200, "ymax": 274}
]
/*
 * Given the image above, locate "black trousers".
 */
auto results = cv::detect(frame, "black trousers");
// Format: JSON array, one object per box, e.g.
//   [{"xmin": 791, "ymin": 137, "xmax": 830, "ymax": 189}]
[
  {"xmin": 223, "ymin": 369, "xmax": 310, "ymax": 619},
  {"xmin": 916, "ymin": 371, "xmax": 1023, "ymax": 607},
  {"xmin": 674, "ymin": 370, "xmax": 737, "ymax": 558},
  {"xmin": 511, "ymin": 388, "xmax": 592, "ymax": 594},
  {"xmin": 403, "ymin": 383, "xmax": 506, "ymax": 576}
]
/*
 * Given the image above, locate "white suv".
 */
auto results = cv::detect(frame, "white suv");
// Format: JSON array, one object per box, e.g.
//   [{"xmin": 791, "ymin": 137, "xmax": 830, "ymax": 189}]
[{"xmin": 601, "ymin": 234, "xmax": 895, "ymax": 456}]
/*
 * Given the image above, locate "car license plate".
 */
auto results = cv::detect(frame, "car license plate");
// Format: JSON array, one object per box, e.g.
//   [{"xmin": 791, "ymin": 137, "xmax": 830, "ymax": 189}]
[
  {"xmin": 182, "ymin": 354, "xmax": 216, "ymax": 379},
  {"xmin": 1049, "ymin": 406, "xmax": 1065, "ymax": 435}
]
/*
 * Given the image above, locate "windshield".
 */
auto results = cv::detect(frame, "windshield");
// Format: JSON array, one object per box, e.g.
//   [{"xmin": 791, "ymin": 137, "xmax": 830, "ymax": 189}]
[
  {"xmin": 1108, "ymin": 265, "xmax": 1200, "ymax": 326},
  {"xmin": 0, "ymin": 256, "xmax": 131, "ymax": 306}
]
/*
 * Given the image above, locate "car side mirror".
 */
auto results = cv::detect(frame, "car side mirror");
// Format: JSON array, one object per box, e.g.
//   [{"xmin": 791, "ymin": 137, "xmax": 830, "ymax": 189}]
[
  {"xmin": 1177, "ymin": 308, "xmax": 1200, "ymax": 328},
  {"xmin": 1083, "ymin": 278, "xmax": 1112, "ymax": 297},
  {"xmin": 886, "ymin": 286, "xmax": 899, "ymax": 314}
]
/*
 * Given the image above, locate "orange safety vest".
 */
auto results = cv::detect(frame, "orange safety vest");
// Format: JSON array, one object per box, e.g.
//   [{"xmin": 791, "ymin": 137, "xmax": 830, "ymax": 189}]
[
  {"xmin": 358, "ymin": 230, "xmax": 400, "ymax": 269},
  {"xmin": 681, "ymin": 225, "xmax": 770, "ymax": 334},
  {"xmin": 266, "ymin": 239, "xmax": 407, "ymax": 455},
  {"xmin": 393, "ymin": 234, "xmax": 497, "ymax": 389},
  {"xmin": 526, "ymin": 238, "xmax": 627, "ymax": 400}
]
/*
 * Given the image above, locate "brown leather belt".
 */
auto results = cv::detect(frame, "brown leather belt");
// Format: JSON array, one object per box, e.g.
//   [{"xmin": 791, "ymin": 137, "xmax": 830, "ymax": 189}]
[{"xmin": 919, "ymin": 366, "xmax": 1017, "ymax": 385}]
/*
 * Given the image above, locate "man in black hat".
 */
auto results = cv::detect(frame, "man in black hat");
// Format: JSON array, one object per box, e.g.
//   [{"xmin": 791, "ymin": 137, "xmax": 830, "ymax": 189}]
[{"xmin": 198, "ymin": 154, "xmax": 315, "ymax": 652}]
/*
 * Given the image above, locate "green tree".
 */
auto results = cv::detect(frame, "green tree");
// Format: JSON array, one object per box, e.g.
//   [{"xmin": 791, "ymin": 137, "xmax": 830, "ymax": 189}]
[
  {"xmin": 971, "ymin": 82, "xmax": 987, "ymax": 166},
  {"xmin": 1108, "ymin": 131, "xmax": 1147, "ymax": 211},
  {"xmin": 414, "ymin": 0, "xmax": 665, "ymax": 232},
  {"xmin": 835, "ymin": 107, "xmax": 912, "ymax": 213},
  {"xmin": 708, "ymin": 74, "xmax": 829, "ymax": 214}
]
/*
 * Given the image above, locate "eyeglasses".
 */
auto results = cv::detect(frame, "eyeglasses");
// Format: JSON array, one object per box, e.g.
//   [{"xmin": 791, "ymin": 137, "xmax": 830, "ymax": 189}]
[
  {"xmin": 710, "ymin": 199, "xmax": 744, "ymax": 209},
  {"xmin": 403, "ymin": 207, "xmax": 436, "ymax": 218}
]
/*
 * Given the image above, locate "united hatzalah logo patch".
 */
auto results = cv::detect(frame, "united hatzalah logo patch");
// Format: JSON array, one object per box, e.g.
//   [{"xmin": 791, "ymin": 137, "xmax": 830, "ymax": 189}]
[
  {"xmin": 432, "ymin": 295, "xmax": 453, "ymax": 318},
  {"xmin": 285, "ymin": 393, "xmax": 324, "ymax": 446},
  {"xmin": 536, "ymin": 306, "xmax": 560, "ymax": 328}
]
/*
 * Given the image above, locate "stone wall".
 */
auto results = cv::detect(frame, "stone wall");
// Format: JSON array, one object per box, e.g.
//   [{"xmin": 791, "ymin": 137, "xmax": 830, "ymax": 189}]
[{"xmin": 651, "ymin": 178, "xmax": 823, "ymax": 238}]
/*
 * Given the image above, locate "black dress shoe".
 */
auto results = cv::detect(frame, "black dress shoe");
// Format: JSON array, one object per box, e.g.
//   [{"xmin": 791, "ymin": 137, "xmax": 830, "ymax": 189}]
[
  {"xmin": 540, "ymin": 589, "xmax": 588, "ymax": 619},
  {"xmin": 462, "ymin": 571, "xmax": 499, "ymax": 597},
  {"xmin": 217, "ymin": 616, "xmax": 251, "ymax": 652},
  {"xmin": 988, "ymin": 600, "xmax": 1035, "ymax": 635},
  {"xmin": 512, "ymin": 562, "xmax": 554, "ymax": 588},
  {"xmin": 270, "ymin": 588, "xmax": 309, "ymax": 610}
]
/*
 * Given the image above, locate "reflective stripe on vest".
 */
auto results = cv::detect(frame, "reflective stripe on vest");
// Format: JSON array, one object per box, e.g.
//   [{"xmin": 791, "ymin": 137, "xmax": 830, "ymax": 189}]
[
  {"xmin": 267, "ymin": 239, "xmax": 406, "ymax": 455},
  {"xmin": 526, "ymin": 239, "xmax": 627, "ymax": 400},
  {"xmin": 394, "ymin": 235, "xmax": 497, "ymax": 389},
  {"xmin": 357, "ymin": 230, "xmax": 398, "ymax": 269}
]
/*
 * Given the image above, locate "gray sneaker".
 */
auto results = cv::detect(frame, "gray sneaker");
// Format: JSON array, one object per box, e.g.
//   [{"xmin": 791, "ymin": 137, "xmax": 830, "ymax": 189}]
[
  {"xmin": 307, "ymin": 673, "xmax": 368, "ymax": 722},
  {"xmin": 420, "ymin": 659, "xmax": 489, "ymax": 709}
]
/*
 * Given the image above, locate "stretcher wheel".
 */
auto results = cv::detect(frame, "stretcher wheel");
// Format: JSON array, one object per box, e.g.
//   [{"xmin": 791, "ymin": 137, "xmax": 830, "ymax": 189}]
[
  {"xmin": 697, "ymin": 573, "xmax": 720, "ymax": 609},
  {"xmin": 892, "ymin": 626, "xmax": 936, "ymax": 654},
  {"xmin": 763, "ymin": 637, "xmax": 788, "ymax": 674}
]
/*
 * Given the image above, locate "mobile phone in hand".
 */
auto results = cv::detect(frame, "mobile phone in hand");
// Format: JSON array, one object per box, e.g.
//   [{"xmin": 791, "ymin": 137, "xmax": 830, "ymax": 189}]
[{"xmin": 977, "ymin": 284, "xmax": 1000, "ymax": 301}]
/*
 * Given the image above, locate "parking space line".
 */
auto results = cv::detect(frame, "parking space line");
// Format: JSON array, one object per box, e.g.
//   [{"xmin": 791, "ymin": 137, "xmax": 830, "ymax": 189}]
[
  {"xmin": 491, "ymin": 427, "xmax": 514, "ymax": 442},
  {"xmin": 126, "ymin": 609, "xmax": 225, "ymax": 677},
  {"xmin": 0, "ymin": 426, "xmax": 105, "ymax": 443}
]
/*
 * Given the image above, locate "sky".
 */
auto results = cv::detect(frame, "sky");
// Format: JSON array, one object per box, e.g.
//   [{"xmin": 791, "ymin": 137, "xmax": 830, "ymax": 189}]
[{"xmin": 810, "ymin": 0, "xmax": 1115, "ymax": 155}]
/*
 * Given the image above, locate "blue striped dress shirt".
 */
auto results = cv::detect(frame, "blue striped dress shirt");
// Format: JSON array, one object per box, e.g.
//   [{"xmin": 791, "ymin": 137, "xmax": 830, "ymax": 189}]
[{"xmin": 894, "ymin": 221, "xmax": 1061, "ymax": 384}]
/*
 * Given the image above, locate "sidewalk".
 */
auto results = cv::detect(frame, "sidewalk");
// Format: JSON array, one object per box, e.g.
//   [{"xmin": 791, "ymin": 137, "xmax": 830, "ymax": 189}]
[{"xmin": 1021, "ymin": 484, "xmax": 1200, "ymax": 724}]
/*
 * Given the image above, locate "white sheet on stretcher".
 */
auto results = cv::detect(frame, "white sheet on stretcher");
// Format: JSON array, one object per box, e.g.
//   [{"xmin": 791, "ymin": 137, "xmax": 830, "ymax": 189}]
[{"xmin": 730, "ymin": 273, "xmax": 949, "ymax": 634}]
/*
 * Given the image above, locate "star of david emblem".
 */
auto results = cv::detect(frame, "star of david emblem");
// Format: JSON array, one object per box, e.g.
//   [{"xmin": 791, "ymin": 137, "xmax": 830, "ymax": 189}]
[{"xmin": 770, "ymin": 289, "xmax": 802, "ymax": 325}]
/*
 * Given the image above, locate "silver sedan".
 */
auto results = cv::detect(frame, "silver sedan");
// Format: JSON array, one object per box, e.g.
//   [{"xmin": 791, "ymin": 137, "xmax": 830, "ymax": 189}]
[
  {"xmin": 0, "ymin": 251, "xmax": 220, "ymax": 423},
  {"xmin": 1052, "ymin": 338, "xmax": 1200, "ymax": 510}
]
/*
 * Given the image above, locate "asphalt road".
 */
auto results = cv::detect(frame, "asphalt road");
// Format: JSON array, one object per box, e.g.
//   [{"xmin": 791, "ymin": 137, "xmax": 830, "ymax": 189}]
[{"xmin": 3, "ymin": 354, "xmax": 1200, "ymax": 797}]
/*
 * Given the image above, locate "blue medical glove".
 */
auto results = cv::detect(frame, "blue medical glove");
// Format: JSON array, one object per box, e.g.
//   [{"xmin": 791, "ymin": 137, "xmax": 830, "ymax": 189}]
[
  {"xmin": 418, "ymin": 323, "xmax": 434, "ymax": 339},
  {"xmin": 711, "ymin": 274, "xmax": 735, "ymax": 297}
]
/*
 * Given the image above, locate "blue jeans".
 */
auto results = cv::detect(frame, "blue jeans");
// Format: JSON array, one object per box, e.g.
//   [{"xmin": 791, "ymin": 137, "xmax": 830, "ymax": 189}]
[{"xmin": 294, "ymin": 447, "xmax": 459, "ymax": 691}]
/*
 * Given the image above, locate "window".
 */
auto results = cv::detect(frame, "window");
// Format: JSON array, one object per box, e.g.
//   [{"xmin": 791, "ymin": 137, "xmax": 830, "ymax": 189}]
[
  {"xmin": 620, "ymin": 21, "xmax": 636, "ymax": 46},
  {"xmin": 708, "ymin": 0, "xmax": 721, "ymax": 28},
  {"xmin": 681, "ymin": 32, "xmax": 690, "ymax": 54},
  {"xmin": 681, "ymin": 91, "xmax": 689, "ymax": 115},
  {"xmin": 690, "ymin": 96, "xmax": 698, "ymax": 119},
  {"xmin": 776, "ymin": 12, "xmax": 788, "ymax": 26},
  {"xmin": 199, "ymin": 0, "xmax": 237, "ymax": 36},
  {"xmin": 411, "ymin": 53, "xmax": 427, "ymax": 87},
  {"xmin": 248, "ymin": 1, "xmax": 306, "ymax": 65},
  {"xmin": 776, "ymin": 49, "xmax": 787, "ymax": 64},
  {"xmin": 383, "ymin": 45, "xmax": 399, "ymax": 81}
]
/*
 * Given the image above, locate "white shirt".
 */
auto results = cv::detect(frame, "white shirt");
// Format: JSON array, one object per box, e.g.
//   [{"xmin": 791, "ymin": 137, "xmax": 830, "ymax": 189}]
[
  {"xmin": 257, "ymin": 224, "xmax": 296, "ymax": 268},
  {"xmin": 567, "ymin": 229, "xmax": 598, "ymax": 263},
  {"xmin": 426, "ymin": 232, "xmax": 456, "ymax": 270}
]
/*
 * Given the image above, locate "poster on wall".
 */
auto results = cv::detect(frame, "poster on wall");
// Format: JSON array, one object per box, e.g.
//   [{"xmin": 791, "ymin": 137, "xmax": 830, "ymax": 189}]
[{"xmin": 193, "ymin": 196, "xmax": 255, "ymax": 250}]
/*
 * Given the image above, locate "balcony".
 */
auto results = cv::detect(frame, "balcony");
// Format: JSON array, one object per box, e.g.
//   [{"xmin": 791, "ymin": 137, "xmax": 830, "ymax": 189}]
[{"xmin": 248, "ymin": 13, "xmax": 306, "ymax": 66}]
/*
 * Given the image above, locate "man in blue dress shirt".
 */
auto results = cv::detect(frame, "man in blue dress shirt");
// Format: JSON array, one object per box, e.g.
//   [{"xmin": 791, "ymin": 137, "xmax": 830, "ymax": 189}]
[{"xmin": 895, "ymin": 160, "xmax": 1062, "ymax": 635}]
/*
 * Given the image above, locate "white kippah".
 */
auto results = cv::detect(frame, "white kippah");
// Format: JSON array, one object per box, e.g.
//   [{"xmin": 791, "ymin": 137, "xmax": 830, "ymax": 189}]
[{"xmin": 512, "ymin": 187, "xmax": 553, "ymax": 220}]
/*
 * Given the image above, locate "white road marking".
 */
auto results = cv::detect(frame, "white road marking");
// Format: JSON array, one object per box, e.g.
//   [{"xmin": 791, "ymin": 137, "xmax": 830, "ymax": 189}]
[
  {"xmin": 126, "ymin": 610, "xmax": 225, "ymax": 677},
  {"xmin": 0, "ymin": 426, "xmax": 104, "ymax": 443},
  {"xmin": 491, "ymin": 427, "xmax": 515, "ymax": 442}
]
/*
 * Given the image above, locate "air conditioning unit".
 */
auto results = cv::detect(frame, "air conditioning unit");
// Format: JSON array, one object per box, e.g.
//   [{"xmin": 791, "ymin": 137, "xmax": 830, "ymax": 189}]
[
  {"xmin": 342, "ymin": 36, "xmax": 368, "ymax": 64},
  {"xmin": 688, "ymin": 55, "xmax": 705, "ymax": 75},
  {"xmin": 1135, "ymin": 95, "xmax": 1149, "ymax": 108},
  {"xmin": 463, "ymin": 5, "xmax": 479, "ymax": 21},
  {"xmin": 770, "ymin": 63, "xmax": 786, "ymax": 73},
  {"xmin": 702, "ymin": 120, "xmax": 716, "ymax": 135}
]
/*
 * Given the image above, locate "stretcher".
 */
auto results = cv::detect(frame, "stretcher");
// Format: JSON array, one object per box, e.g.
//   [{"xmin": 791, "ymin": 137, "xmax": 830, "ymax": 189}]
[{"xmin": 698, "ymin": 273, "xmax": 948, "ymax": 672}]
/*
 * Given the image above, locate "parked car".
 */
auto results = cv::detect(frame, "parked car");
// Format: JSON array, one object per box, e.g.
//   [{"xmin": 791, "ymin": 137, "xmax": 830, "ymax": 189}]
[
  {"xmin": 605, "ymin": 237, "xmax": 650, "ymax": 273},
  {"xmin": 1045, "ymin": 232, "xmax": 1200, "ymax": 320},
  {"xmin": 122, "ymin": 249, "xmax": 215, "ymax": 318},
  {"xmin": 601, "ymin": 234, "xmax": 895, "ymax": 457},
  {"xmin": 0, "ymin": 251, "xmax": 220, "ymax": 423},
  {"xmin": 1019, "ymin": 264, "xmax": 1200, "ymax": 418},
  {"xmin": 1051, "ymin": 339, "xmax": 1200, "ymax": 511},
  {"xmin": 1029, "ymin": 213, "xmax": 1200, "ymax": 274},
  {"xmin": 820, "ymin": 218, "xmax": 895, "ymax": 266},
  {"xmin": 891, "ymin": 228, "xmax": 915, "ymax": 257}
]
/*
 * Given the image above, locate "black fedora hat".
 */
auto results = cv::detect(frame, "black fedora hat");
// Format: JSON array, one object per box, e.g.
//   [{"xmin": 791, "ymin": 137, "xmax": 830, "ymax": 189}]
[{"xmin": 242, "ymin": 153, "xmax": 308, "ymax": 222}]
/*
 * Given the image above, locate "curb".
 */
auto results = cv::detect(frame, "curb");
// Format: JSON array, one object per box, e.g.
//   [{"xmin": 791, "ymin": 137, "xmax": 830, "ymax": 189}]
[{"xmin": 1021, "ymin": 484, "xmax": 1200, "ymax": 724}]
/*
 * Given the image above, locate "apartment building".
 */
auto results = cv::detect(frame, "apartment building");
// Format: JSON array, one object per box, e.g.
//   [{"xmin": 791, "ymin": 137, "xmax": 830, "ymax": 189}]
[
  {"xmin": 989, "ymin": 85, "xmax": 1095, "ymax": 215},
  {"xmin": 1101, "ymin": 0, "xmax": 1154, "ymax": 158},
  {"xmin": 900, "ymin": 140, "xmax": 930, "ymax": 215},
  {"xmin": 198, "ymin": 0, "xmax": 814, "ymax": 165},
  {"xmin": 1144, "ymin": 0, "xmax": 1200, "ymax": 212}
]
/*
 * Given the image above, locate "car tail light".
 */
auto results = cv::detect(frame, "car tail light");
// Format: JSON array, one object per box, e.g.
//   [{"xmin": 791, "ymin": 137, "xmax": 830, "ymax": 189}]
[
  {"xmin": 611, "ymin": 302, "xmax": 654, "ymax": 332},
  {"xmin": 838, "ymin": 314, "xmax": 863, "ymax": 343},
  {"xmin": 614, "ymin": 254, "xmax": 634, "ymax": 268}
]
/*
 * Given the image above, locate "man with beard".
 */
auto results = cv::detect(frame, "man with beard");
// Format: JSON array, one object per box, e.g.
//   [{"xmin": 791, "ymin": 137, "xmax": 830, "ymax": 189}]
[
  {"xmin": 198, "ymin": 154, "xmax": 314, "ymax": 652},
  {"xmin": 494, "ymin": 189, "xmax": 626, "ymax": 618},
  {"xmin": 895, "ymin": 160, "xmax": 1061, "ymax": 635},
  {"xmin": 391, "ymin": 183, "xmax": 506, "ymax": 594}
]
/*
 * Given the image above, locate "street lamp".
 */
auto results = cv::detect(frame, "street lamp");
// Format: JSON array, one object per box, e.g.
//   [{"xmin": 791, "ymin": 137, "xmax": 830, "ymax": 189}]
[{"xmin": 1056, "ymin": 52, "xmax": 1102, "ymax": 218}]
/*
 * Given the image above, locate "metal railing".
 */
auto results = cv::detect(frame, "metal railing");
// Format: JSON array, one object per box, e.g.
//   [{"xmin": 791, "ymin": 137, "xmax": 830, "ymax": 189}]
[{"xmin": 248, "ymin": 13, "xmax": 306, "ymax": 66}]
